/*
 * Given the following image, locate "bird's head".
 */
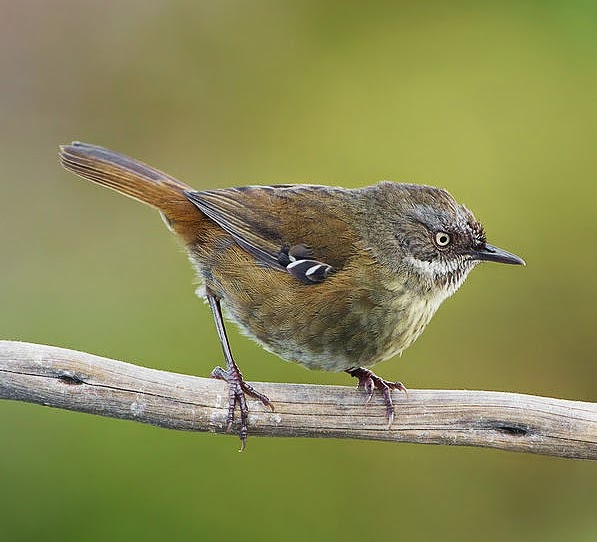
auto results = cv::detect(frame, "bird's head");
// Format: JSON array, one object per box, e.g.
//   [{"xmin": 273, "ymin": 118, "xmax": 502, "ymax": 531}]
[{"xmin": 358, "ymin": 182, "xmax": 525, "ymax": 296}]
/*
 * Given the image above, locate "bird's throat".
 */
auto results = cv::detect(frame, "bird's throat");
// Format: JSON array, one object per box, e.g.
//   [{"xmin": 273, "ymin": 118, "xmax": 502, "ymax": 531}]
[{"xmin": 406, "ymin": 256, "xmax": 478, "ymax": 299}]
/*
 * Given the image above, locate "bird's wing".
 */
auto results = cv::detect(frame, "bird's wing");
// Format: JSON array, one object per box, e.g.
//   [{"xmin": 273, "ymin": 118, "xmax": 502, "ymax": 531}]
[{"xmin": 184, "ymin": 185, "xmax": 357, "ymax": 283}]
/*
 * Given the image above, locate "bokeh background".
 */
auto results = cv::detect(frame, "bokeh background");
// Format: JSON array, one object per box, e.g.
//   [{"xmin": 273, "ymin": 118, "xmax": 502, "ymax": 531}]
[{"xmin": 1, "ymin": 1, "xmax": 596, "ymax": 541}]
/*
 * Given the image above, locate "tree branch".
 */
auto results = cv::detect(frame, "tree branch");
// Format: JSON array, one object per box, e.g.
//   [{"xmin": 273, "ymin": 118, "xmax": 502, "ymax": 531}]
[{"xmin": 1, "ymin": 340, "xmax": 595, "ymax": 459}]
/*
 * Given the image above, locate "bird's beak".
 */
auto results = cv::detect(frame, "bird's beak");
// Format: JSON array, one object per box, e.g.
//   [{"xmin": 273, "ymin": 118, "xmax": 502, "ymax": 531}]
[{"xmin": 472, "ymin": 243, "xmax": 526, "ymax": 266}]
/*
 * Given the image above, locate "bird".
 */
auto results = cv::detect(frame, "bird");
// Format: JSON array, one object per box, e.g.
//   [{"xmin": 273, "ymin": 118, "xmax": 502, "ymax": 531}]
[{"xmin": 59, "ymin": 141, "xmax": 525, "ymax": 449}]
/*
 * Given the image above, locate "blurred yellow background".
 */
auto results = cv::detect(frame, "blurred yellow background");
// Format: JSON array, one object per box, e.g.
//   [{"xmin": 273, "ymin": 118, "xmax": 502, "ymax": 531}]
[{"xmin": 1, "ymin": 1, "xmax": 596, "ymax": 541}]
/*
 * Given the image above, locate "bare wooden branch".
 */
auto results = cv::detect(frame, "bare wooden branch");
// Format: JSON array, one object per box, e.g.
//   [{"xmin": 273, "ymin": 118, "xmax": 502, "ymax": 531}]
[{"xmin": 1, "ymin": 340, "xmax": 595, "ymax": 459}]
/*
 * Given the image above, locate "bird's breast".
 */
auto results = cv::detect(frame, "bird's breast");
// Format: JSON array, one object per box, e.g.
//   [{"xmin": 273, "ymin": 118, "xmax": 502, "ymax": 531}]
[{"xmin": 208, "ymin": 265, "xmax": 447, "ymax": 372}]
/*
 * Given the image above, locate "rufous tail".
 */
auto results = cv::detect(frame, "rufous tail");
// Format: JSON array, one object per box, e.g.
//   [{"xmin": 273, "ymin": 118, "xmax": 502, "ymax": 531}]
[{"xmin": 59, "ymin": 142, "xmax": 202, "ymax": 239}]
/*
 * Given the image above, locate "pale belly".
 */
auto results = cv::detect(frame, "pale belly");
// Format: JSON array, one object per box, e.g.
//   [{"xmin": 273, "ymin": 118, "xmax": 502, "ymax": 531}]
[{"xmin": 220, "ymin": 285, "xmax": 446, "ymax": 372}]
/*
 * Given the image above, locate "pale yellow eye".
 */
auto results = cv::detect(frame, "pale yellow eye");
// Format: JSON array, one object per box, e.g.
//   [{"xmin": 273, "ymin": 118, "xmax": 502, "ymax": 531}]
[{"xmin": 435, "ymin": 231, "xmax": 451, "ymax": 247}]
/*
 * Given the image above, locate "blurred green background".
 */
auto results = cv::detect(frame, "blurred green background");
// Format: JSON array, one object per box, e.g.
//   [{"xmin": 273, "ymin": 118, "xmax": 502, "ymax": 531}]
[{"xmin": 1, "ymin": 1, "xmax": 596, "ymax": 541}]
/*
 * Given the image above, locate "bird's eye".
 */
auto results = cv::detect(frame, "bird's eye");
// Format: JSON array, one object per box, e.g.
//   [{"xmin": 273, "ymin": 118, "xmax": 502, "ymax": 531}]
[{"xmin": 434, "ymin": 231, "xmax": 451, "ymax": 247}]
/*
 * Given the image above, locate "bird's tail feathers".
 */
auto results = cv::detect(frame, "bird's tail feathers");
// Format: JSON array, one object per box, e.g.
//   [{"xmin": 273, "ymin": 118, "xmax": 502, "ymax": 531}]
[{"xmin": 59, "ymin": 141, "xmax": 202, "ymax": 237}]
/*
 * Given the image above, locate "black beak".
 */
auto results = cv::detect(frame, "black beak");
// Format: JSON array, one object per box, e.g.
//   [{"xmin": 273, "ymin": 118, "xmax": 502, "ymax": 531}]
[{"xmin": 472, "ymin": 243, "xmax": 526, "ymax": 266}]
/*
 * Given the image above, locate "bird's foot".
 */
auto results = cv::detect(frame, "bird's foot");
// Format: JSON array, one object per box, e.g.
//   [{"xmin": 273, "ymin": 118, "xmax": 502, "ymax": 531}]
[
  {"xmin": 210, "ymin": 365, "xmax": 274, "ymax": 451},
  {"xmin": 346, "ymin": 367, "xmax": 408, "ymax": 428}
]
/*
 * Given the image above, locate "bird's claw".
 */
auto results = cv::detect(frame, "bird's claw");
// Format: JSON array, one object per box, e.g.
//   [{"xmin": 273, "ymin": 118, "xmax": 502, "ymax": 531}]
[
  {"xmin": 210, "ymin": 365, "xmax": 273, "ymax": 451},
  {"xmin": 346, "ymin": 367, "xmax": 407, "ymax": 429}
]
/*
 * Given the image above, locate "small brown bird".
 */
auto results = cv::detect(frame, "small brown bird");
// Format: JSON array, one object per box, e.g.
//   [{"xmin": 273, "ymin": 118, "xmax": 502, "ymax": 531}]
[{"xmin": 59, "ymin": 142, "xmax": 524, "ymax": 449}]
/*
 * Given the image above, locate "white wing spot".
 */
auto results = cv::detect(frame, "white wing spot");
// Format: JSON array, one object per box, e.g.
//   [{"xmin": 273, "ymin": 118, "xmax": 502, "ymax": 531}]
[{"xmin": 306, "ymin": 264, "xmax": 324, "ymax": 276}]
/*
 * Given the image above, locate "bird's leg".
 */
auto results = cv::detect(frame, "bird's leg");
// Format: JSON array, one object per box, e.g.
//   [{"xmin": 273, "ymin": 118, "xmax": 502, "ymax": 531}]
[
  {"xmin": 207, "ymin": 292, "xmax": 273, "ymax": 451},
  {"xmin": 346, "ymin": 367, "xmax": 408, "ymax": 428}
]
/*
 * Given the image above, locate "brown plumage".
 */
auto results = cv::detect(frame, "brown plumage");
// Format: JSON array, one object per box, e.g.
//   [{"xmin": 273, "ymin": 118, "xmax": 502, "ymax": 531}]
[{"xmin": 59, "ymin": 142, "xmax": 525, "ymax": 449}]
